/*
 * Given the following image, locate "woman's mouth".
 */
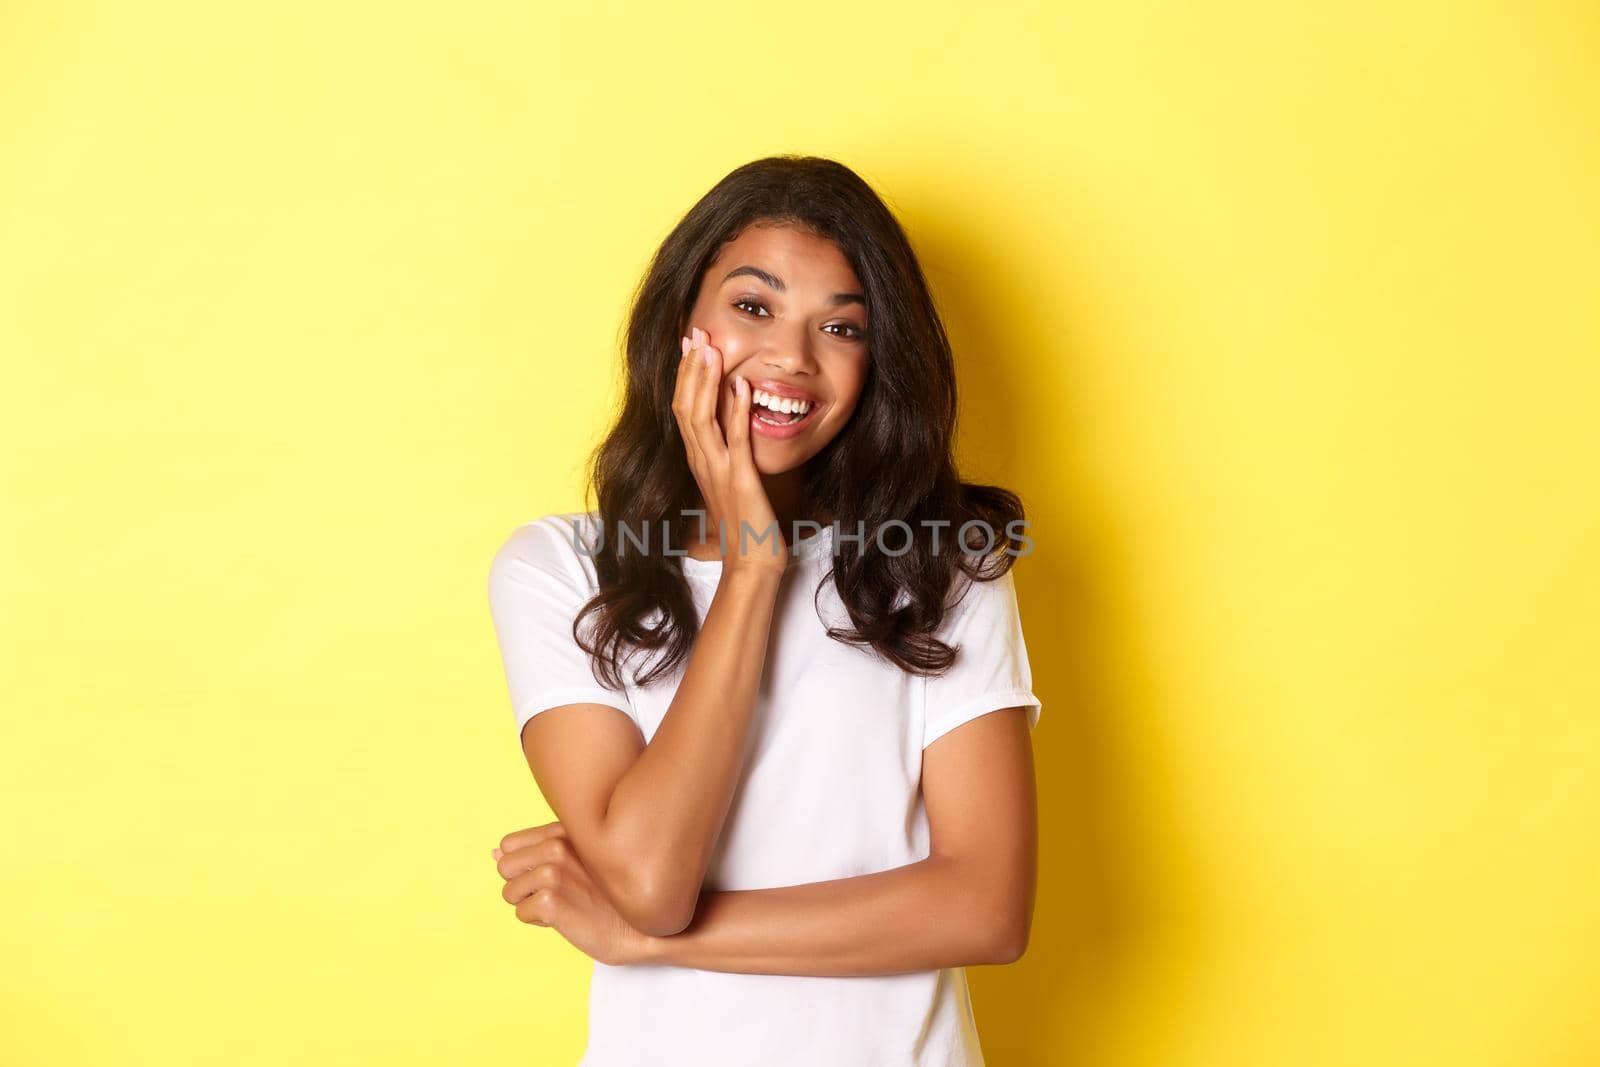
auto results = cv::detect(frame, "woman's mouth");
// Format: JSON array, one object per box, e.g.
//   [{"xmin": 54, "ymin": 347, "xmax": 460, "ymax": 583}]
[{"xmin": 740, "ymin": 384, "xmax": 820, "ymax": 440}]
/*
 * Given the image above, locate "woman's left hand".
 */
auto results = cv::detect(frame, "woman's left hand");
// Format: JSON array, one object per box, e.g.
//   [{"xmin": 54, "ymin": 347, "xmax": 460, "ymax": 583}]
[{"xmin": 492, "ymin": 820, "xmax": 654, "ymax": 967}]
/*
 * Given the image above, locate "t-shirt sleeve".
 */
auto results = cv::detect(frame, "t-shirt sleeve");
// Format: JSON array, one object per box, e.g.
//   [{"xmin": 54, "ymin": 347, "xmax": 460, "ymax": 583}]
[
  {"xmin": 921, "ymin": 565, "xmax": 1042, "ymax": 749},
  {"xmin": 486, "ymin": 517, "xmax": 639, "ymax": 742}
]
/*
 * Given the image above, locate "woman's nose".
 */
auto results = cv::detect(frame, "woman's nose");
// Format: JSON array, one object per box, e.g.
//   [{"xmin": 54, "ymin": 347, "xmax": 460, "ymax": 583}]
[{"xmin": 760, "ymin": 324, "xmax": 818, "ymax": 374}]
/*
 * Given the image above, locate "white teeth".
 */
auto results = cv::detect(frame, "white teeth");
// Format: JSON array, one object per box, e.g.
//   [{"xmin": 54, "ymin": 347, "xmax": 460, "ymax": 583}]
[{"xmin": 751, "ymin": 388, "xmax": 812, "ymax": 415}]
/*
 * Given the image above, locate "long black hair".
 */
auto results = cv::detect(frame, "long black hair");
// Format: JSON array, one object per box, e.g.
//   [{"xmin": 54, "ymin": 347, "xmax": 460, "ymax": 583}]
[{"xmin": 576, "ymin": 154, "xmax": 1027, "ymax": 689}]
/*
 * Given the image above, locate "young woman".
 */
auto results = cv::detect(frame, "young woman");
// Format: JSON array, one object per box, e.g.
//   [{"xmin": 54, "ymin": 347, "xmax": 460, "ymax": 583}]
[{"xmin": 486, "ymin": 155, "xmax": 1042, "ymax": 1066}]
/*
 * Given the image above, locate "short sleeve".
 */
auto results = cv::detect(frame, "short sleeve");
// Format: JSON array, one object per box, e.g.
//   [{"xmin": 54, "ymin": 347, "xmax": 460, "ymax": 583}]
[
  {"xmin": 486, "ymin": 516, "xmax": 639, "ymax": 742},
  {"xmin": 921, "ymin": 565, "xmax": 1042, "ymax": 749}
]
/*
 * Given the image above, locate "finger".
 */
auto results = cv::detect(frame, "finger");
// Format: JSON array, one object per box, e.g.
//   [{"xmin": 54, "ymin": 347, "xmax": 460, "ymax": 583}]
[
  {"xmin": 726, "ymin": 374, "xmax": 753, "ymax": 465},
  {"xmin": 497, "ymin": 830, "xmax": 578, "ymax": 882},
  {"xmin": 672, "ymin": 333, "xmax": 699, "ymax": 402},
  {"xmin": 495, "ymin": 822, "xmax": 565, "ymax": 868},
  {"xmin": 516, "ymin": 886, "xmax": 560, "ymax": 927},
  {"xmin": 503, "ymin": 861, "xmax": 561, "ymax": 906},
  {"xmin": 672, "ymin": 336, "xmax": 705, "ymax": 466},
  {"xmin": 671, "ymin": 335, "xmax": 700, "ymax": 416},
  {"xmin": 497, "ymin": 821, "xmax": 564, "ymax": 851},
  {"xmin": 496, "ymin": 819, "xmax": 566, "ymax": 851},
  {"xmin": 691, "ymin": 339, "xmax": 728, "ymax": 458}
]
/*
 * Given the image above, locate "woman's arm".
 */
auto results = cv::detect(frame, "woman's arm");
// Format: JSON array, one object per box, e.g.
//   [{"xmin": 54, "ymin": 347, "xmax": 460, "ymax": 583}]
[
  {"xmin": 593, "ymin": 564, "xmax": 784, "ymax": 931},
  {"xmin": 626, "ymin": 853, "xmax": 1017, "ymax": 976},
  {"xmin": 619, "ymin": 706, "xmax": 1038, "ymax": 976},
  {"xmin": 519, "ymin": 333, "xmax": 788, "ymax": 939},
  {"xmin": 518, "ymin": 563, "xmax": 784, "ymax": 939}
]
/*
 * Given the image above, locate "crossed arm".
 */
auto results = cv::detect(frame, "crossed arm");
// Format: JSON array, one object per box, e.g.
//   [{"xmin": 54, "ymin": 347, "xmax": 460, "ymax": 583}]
[
  {"xmin": 634, "ymin": 705, "xmax": 1038, "ymax": 976},
  {"xmin": 502, "ymin": 703, "xmax": 1037, "ymax": 977},
  {"xmin": 497, "ymin": 554, "xmax": 1037, "ymax": 974}
]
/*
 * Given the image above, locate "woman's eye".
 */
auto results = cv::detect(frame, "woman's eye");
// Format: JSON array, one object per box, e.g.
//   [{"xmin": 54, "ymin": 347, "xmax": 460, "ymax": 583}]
[{"xmin": 733, "ymin": 299, "xmax": 864, "ymax": 341}]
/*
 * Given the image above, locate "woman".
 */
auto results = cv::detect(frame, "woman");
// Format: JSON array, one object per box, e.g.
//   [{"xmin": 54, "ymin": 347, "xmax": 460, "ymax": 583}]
[{"xmin": 486, "ymin": 155, "xmax": 1042, "ymax": 1066}]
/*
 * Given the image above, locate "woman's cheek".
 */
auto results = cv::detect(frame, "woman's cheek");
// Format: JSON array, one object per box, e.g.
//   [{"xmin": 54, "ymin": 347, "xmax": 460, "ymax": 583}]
[
  {"xmin": 712, "ymin": 318, "xmax": 764, "ymax": 362},
  {"xmin": 829, "ymin": 382, "xmax": 866, "ymax": 429},
  {"xmin": 717, "ymin": 341, "xmax": 750, "ymax": 367}
]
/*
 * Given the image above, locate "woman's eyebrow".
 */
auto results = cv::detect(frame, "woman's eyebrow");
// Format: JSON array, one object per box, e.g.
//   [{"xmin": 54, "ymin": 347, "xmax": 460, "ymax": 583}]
[{"xmin": 721, "ymin": 265, "xmax": 866, "ymax": 308}]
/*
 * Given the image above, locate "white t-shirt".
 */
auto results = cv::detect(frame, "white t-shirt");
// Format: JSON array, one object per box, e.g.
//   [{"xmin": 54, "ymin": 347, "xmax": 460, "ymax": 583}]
[{"xmin": 486, "ymin": 510, "xmax": 1042, "ymax": 1067}]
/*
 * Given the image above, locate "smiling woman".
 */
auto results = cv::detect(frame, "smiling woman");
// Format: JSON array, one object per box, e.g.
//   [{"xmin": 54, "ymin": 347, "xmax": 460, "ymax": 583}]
[
  {"xmin": 690, "ymin": 224, "xmax": 869, "ymax": 447},
  {"xmin": 486, "ymin": 155, "xmax": 1041, "ymax": 1067}
]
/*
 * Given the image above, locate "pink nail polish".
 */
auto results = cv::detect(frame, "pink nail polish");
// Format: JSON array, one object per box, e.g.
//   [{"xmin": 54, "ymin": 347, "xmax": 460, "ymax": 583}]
[{"xmin": 681, "ymin": 335, "xmax": 690, "ymax": 354}]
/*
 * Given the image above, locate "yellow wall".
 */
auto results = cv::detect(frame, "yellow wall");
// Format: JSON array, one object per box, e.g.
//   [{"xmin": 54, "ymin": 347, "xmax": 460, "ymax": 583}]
[{"xmin": 2, "ymin": 2, "xmax": 1595, "ymax": 1064}]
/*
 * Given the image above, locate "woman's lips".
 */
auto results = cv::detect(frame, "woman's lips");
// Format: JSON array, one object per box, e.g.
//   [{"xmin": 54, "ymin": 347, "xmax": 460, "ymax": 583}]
[
  {"xmin": 729, "ymin": 381, "xmax": 820, "ymax": 440},
  {"xmin": 744, "ymin": 378, "xmax": 820, "ymax": 404}
]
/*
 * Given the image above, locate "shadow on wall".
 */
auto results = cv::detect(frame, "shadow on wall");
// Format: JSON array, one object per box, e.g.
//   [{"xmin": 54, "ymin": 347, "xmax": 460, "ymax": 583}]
[{"xmin": 905, "ymin": 187, "xmax": 1180, "ymax": 1067}]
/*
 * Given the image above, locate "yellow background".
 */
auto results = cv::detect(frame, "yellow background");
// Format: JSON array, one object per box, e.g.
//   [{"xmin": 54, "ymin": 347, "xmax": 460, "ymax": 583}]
[{"xmin": 3, "ymin": 2, "xmax": 1596, "ymax": 1064}]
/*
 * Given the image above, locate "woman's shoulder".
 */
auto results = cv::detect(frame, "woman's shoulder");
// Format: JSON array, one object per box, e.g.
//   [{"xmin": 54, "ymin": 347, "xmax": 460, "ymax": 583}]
[
  {"xmin": 936, "ymin": 554, "xmax": 1025, "ymax": 633},
  {"xmin": 488, "ymin": 510, "xmax": 605, "ymax": 587}
]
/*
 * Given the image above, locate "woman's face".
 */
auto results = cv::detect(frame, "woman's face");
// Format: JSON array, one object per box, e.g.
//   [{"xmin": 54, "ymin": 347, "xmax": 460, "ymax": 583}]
[{"xmin": 684, "ymin": 222, "xmax": 870, "ymax": 475}]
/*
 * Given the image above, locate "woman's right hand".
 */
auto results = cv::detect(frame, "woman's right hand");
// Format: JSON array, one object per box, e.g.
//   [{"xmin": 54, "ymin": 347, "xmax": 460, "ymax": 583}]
[{"xmin": 672, "ymin": 325, "xmax": 789, "ymax": 576}]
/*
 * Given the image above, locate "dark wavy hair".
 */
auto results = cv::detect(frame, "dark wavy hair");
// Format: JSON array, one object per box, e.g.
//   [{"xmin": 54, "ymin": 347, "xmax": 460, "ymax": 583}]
[{"xmin": 574, "ymin": 154, "xmax": 1027, "ymax": 689}]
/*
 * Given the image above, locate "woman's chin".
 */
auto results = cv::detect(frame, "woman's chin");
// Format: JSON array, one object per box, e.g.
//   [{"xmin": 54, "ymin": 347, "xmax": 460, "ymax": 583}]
[{"xmin": 749, "ymin": 439, "xmax": 809, "ymax": 477}]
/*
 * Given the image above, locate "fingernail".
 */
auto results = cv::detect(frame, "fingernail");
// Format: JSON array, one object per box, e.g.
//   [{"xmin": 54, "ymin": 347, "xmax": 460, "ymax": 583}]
[
  {"xmin": 693, "ymin": 326, "xmax": 705, "ymax": 344},
  {"xmin": 681, "ymin": 335, "xmax": 690, "ymax": 354},
  {"xmin": 491, "ymin": 848, "xmax": 502, "ymax": 860}
]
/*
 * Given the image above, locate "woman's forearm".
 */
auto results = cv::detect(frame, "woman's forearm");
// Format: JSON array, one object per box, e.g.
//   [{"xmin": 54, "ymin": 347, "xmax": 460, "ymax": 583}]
[
  {"xmin": 598, "ymin": 565, "xmax": 783, "ymax": 934},
  {"xmin": 626, "ymin": 854, "xmax": 1022, "ymax": 976}
]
